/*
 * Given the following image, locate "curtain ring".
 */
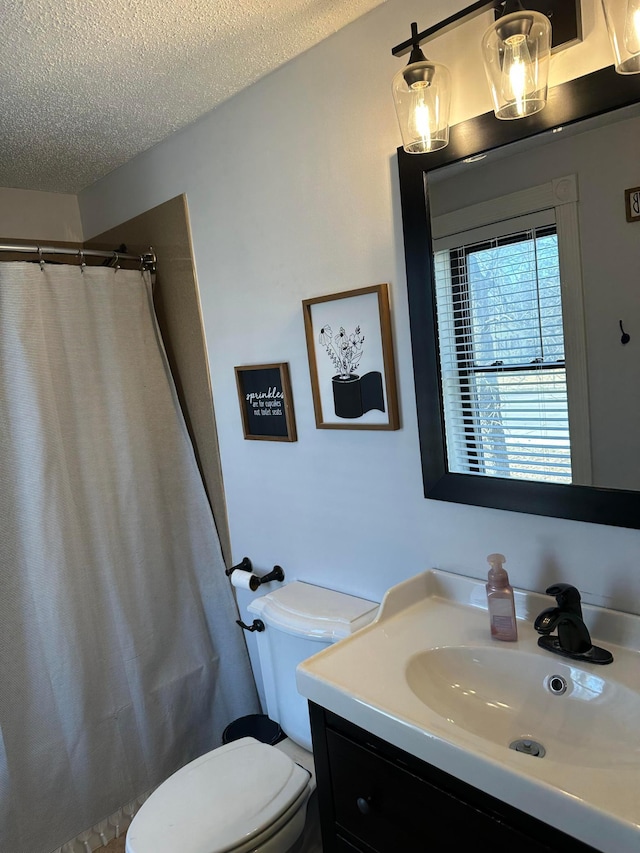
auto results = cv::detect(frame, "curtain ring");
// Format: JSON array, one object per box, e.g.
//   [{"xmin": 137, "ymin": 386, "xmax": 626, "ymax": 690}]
[
  {"xmin": 38, "ymin": 247, "xmax": 45, "ymax": 272},
  {"xmin": 113, "ymin": 251, "xmax": 120, "ymax": 272},
  {"xmin": 78, "ymin": 249, "xmax": 86, "ymax": 273}
]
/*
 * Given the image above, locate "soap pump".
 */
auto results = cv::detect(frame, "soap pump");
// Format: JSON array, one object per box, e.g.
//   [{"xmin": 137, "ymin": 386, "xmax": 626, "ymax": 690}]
[{"xmin": 486, "ymin": 553, "xmax": 518, "ymax": 641}]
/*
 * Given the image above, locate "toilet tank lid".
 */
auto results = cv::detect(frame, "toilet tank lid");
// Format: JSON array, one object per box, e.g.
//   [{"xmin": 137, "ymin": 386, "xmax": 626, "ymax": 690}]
[{"xmin": 248, "ymin": 581, "xmax": 378, "ymax": 641}]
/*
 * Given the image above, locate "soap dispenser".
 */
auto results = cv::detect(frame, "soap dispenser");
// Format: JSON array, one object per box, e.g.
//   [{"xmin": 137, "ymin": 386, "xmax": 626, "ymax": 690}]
[{"xmin": 486, "ymin": 553, "xmax": 518, "ymax": 641}]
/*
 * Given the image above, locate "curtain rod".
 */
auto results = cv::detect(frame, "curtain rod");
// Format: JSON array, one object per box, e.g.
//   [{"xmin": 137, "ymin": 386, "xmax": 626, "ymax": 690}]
[{"xmin": 0, "ymin": 243, "xmax": 156, "ymax": 271}]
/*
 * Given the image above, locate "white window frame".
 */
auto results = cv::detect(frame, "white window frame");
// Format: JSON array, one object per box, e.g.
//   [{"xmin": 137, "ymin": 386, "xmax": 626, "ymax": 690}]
[{"xmin": 431, "ymin": 175, "xmax": 592, "ymax": 486}]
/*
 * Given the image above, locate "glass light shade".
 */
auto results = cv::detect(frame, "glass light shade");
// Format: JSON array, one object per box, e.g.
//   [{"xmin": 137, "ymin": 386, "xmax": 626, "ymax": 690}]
[
  {"xmin": 392, "ymin": 59, "xmax": 451, "ymax": 153},
  {"xmin": 481, "ymin": 10, "xmax": 551, "ymax": 120},
  {"xmin": 601, "ymin": 0, "xmax": 640, "ymax": 73}
]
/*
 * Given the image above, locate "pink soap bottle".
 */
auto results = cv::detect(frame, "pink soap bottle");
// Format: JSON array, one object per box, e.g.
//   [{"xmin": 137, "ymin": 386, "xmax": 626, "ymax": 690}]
[{"xmin": 486, "ymin": 553, "xmax": 518, "ymax": 641}]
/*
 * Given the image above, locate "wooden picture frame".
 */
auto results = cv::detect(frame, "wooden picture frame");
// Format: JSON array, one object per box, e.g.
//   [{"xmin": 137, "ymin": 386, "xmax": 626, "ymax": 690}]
[
  {"xmin": 234, "ymin": 362, "xmax": 297, "ymax": 441},
  {"xmin": 624, "ymin": 186, "xmax": 640, "ymax": 222},
  {"xmin": 302, "ymin": 283, "xmax": 399, "ymax": 430}
]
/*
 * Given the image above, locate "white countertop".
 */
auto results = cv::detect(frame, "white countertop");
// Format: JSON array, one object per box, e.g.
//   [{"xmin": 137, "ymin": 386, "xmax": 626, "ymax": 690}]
[{"xmin": 296, "ymin": 569, "xmax": 640, "ymax": 853}]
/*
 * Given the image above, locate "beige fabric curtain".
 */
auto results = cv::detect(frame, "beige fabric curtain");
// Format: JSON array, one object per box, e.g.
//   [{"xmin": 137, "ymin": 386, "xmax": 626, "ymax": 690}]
[{"xmin": 0, "ymin": 262, "xmax": 259, "ymax": 853}]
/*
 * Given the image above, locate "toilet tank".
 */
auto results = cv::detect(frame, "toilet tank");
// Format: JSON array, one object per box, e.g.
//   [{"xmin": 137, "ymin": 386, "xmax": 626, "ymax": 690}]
[{"xmin": 248, "ymin": 582, "xmax": 378, "ymax": 750}]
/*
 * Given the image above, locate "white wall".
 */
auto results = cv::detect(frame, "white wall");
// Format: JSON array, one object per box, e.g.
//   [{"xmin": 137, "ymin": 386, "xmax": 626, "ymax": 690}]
[
  {"xmin": 0, "ymin": 187, "xmax": 82, "ymax": 242},
  {"xmin": 78, "ymin": 0, "xmax": 640, "ymax": 619}
]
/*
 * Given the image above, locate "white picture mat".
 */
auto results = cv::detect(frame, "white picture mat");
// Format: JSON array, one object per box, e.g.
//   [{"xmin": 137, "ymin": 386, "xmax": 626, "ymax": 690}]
[{"xmin": 309, "ymin": 291, "xmax": 388, "ymax": 425}]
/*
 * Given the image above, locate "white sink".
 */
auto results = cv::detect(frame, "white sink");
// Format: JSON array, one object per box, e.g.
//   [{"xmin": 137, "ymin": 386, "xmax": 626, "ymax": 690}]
[
  {"xmin": 296, "ymin": 568, "xmax": 640, "ymax": 853},
  {"xmin": 405, "ymin": 645, "xmax": 640, "ymax": 768}
]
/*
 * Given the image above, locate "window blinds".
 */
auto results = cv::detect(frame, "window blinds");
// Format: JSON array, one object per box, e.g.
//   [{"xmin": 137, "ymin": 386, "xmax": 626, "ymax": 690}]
[{"xmin": 433, "ymin": 220, "xmax": 572, "ymax": 484}]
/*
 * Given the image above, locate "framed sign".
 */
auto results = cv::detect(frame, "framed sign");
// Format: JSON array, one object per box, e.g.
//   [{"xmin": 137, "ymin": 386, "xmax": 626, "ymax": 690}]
[
  {"xmin": 302, "ymin": 283, "xmax": 400, "ymax": 430},
  {"xmin": 625, "ymin": 186, "xmax": 640, "ymax": 222},
  {"xmin": 234, "ymin": 363, "xmax": 297, "ymax": 441}
]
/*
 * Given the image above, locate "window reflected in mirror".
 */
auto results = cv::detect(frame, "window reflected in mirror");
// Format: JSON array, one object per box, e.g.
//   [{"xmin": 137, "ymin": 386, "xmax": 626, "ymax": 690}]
[{"xmin": 434, "ymin": 223, "xmax": 570, "ymax": 484}]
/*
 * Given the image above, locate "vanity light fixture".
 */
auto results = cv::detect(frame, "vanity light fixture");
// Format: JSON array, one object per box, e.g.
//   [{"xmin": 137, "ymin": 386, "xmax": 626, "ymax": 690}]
[
  {"xmin": 391, "ymin": 1, "xmax": 581, "ymax": 152},
  {"xmin": 481, "ymin": 0, "xmax": 552, "ymax": 119},
  {"xmin": 601, "ymin": 0, "xmax": 640, "ymax": 73},
  {"xmin": 391, "ymin": 22, "xmax": 452, "ymax": 153}
]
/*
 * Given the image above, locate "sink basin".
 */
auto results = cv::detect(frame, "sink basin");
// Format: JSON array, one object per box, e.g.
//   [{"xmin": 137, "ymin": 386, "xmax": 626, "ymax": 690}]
[{"xmin": 405, "ymin": 645, "xmax": 640, "ymax": 767}]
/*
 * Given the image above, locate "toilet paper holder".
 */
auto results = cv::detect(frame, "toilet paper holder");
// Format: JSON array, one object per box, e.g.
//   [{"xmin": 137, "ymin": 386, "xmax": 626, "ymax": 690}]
[
  {"xmin": 257, "ymin": 565, "xmax": 285, "ymax": 585},
  {"xmin": 229, "ymin": 559, "xmax": 285, "ymax": 633},
  {"xmin": 225, "ymin": 556, "xmax": 252, "ymax": 577},
  {"xmin": 226, "ymin": 557, "xmax": 285, "ymax": 589}
]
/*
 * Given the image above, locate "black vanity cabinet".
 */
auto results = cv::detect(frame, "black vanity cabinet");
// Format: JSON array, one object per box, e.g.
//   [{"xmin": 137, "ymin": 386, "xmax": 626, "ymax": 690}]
[{"xmin": 308, "ymin": 703, "xmax": 600, "ymax": 853}]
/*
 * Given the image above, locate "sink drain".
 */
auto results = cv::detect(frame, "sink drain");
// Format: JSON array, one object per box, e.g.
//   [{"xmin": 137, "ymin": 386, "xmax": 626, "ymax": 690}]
[
  {"xmin": 546, "ymin": 674, "xmax": 568, "ymax": 695},
  {"xmin": 509, "ymin": 738, "xmax": 546, "ymax": 758}
]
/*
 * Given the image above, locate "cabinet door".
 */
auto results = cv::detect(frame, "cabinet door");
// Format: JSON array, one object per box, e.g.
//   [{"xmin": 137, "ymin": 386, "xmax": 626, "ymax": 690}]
[
  {"xmin": 335, "ymin": 836, "xmax": 367, "ymax": 852},
  {"xmin": 327, "ymin": 729, "xmax": 557, "ymax": 853}
]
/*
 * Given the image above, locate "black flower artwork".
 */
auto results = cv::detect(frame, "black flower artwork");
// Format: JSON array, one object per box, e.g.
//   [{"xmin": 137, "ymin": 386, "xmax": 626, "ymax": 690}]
[{"xmin": 319, "ymin": 323, "xmax": 385, "ymax": 419}]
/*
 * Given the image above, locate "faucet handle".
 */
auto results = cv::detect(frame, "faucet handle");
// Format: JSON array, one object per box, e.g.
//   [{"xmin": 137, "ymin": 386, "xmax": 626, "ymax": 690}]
[
  {"xmin": 534, "ymin": 606, "xmax": 559, "ymax": 635},
  {"xmin": 545, "ymin": 583, "xmax": 583, "ymax": 617}
]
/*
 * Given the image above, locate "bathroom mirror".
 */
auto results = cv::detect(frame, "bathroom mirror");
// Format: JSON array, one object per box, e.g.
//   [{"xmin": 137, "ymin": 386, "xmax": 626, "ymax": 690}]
[{"xmin": 398, "ymin": 64, "xmax": 640, "ymax": 528}]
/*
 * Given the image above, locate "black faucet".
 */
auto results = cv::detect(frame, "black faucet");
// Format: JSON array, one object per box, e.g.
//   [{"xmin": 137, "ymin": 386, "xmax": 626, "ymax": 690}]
[{"xmin": 534, "ymin": 584, "xmax": 613, "ymax": 665}]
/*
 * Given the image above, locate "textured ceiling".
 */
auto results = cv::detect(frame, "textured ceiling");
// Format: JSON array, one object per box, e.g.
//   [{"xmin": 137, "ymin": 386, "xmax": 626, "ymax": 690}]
[{"xmin": 0, "ymin": 0, "xmax": 386, "ymax": 194}]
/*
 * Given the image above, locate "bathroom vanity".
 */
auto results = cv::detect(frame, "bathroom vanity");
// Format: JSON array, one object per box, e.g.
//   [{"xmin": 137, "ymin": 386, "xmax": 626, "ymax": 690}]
[
  {"xmin": 296, "ymin": 570, "xmax": 640, "ymax": 853},
  {"xmin": 309, "ymin": 703, "xmax": 596, "ymax": 852}
]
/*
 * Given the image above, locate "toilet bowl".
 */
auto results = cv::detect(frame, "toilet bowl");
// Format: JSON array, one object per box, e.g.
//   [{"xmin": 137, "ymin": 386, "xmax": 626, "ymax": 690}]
[{"xmin": 125, "ymin": 581, "xmax": 378, "ymax": 853}]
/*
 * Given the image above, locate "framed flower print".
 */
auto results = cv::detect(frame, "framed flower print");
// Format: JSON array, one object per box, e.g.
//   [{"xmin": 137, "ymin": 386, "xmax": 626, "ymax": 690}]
[{"xmin": 302, "ymin": 284, "xmax": 399, "ymax": 430}]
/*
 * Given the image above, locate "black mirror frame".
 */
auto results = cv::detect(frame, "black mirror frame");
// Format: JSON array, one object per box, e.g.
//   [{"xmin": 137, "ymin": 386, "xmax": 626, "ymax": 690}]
[{"xmin": 398, "ymin": 65, "xmax": 640, "ymax": 529}]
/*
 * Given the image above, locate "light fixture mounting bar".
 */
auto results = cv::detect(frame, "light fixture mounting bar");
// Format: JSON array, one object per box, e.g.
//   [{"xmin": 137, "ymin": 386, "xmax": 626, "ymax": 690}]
[
  {"xmin": 391, "ymin": 0, "xmax": 582, "ymax": 57},
  {"xmin": 391, "ymin": 0, "xmax": 501, "ymax": 56}
]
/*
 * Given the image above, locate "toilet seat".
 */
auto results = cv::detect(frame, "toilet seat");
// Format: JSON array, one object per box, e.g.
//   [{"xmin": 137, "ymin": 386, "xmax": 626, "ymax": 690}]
[{"xmin": 125, "ymin": 737, "xmax": 311, "ymax": 853}]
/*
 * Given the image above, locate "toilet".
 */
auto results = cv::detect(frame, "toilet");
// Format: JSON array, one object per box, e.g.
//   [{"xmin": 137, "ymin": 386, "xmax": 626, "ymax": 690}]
[{"xmin": 125, "ymin": 581, "xmax": 378, "ymax": 853}]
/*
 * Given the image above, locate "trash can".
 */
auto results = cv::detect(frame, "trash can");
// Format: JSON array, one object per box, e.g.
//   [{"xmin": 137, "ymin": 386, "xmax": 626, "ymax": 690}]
[{"xmin": 222, "ymin": 713, "xmax": 285, "ymax": 745}]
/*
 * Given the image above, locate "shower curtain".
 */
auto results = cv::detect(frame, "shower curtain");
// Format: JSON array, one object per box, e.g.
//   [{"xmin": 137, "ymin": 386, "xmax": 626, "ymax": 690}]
[{"xmin": 0, "ymin": 261, "xmax": 259, "ymax": 853}]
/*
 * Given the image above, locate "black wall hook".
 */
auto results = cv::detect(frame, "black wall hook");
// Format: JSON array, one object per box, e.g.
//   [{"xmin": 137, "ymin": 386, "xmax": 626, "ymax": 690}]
[{"xmin": 620, "ymin": 320, "xmax": 631, "ymax": 345}]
